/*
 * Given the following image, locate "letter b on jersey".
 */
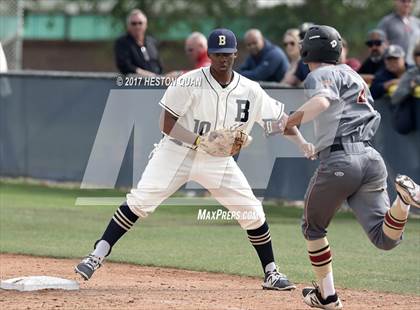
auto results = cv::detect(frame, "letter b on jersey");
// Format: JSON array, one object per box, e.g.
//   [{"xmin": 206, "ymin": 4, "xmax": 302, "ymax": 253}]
[{"xmin": 235, "ymin": 99, "xmax": 250, "ymax": 122}]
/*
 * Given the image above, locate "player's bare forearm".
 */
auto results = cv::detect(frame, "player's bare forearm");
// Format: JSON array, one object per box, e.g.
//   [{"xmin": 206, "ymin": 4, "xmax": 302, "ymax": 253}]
[
  {"xmin": 159, "ymin": 110, "xmax": 198, "ymax": 145},
  {"xmin": 283, "ymin": 126, "xmax": 307, "ymax": 146},
  {"xmin": 286, "ymin": 96, "xmax": 330, "ymax": 129},
  {"xmin": 283, "ymin": 126, "xmax": 316, "ymax": 159}
]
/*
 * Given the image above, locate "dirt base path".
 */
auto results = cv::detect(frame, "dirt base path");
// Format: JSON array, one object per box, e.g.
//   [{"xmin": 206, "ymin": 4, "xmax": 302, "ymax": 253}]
[{"xmin": 0, "ymin": 254, "xmax": 418, "ymax": 309}]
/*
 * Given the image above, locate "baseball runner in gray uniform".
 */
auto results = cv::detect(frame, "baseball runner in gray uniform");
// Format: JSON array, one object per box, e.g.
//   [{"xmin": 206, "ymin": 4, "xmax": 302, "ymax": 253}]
[{"xmin": 271, "ymin": 25, "xmax": 420, "ymax": 309}]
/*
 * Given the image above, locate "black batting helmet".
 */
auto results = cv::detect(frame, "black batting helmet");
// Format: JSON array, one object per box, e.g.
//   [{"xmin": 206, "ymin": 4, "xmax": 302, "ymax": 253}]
[{"xmin": 300, "ymin": 25, "xmax": 342, "ymax": 64}]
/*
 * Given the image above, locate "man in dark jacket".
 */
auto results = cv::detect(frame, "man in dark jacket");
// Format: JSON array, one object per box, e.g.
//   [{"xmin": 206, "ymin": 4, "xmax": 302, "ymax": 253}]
[
  {"xmin": 392, "ymin": 43, "xmax": 420, "ymax": 105},
  {"xmin": 114, "ymin": 9, "xmax": 162, "ymax": 76},
  {"xmin": 370, "ymin": 45, "xmax": 408, "ymax": 100},
  {"xmin": 358, "ymin": 29, "xmax": 388, "ymax": 85},
  {"xmin": 239, "ymin": 29, "xmax": 289, "ymax": 82}
]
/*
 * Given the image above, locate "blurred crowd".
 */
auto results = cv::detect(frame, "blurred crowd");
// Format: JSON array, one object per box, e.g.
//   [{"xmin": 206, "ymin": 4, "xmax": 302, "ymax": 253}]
[
  {"xmin": 114, "ymin": 1, "xmax": 418, "ymax": 135},
  {"xmin": 0, "ymin": 1, "xmax": 418, "ymax": 135}
]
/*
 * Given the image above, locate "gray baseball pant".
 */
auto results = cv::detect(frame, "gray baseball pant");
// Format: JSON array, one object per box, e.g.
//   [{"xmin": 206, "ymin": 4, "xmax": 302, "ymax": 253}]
[{"xmin": 302, "ymin": 142, "xmax": 401, "ymax": 250}]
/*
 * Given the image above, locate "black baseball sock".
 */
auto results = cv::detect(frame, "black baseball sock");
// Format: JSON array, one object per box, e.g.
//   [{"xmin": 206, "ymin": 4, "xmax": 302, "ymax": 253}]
[
  {"xmin": 94, "ymin": 203, "xmax": 139, "ymax": 256},
  {"xmin": 247, "ymin": 221, "xmax": 275, "ymax": 273}
]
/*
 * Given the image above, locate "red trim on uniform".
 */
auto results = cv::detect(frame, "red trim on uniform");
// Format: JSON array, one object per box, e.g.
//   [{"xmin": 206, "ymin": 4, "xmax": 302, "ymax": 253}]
[
  {"xmin": 388, "ymin": 211, "xmax": 407, "ymax": 224},
  {"xmin": 385, "ymin": 212, "xmax": 406, "ymax": 229},
  {"xmin": 309, "ymin": 250, "xmax": 331, "ymax": 263}
]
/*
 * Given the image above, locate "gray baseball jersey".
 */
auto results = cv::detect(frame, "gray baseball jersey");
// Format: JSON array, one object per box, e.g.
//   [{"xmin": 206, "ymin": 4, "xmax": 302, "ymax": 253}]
[
  {"xmin": 302, "ymin": 64, "xmax": 400, "ymax": 251},
  {"xmin": 304, "ymin": 64, "xmax": 381, "ymax": 151}
]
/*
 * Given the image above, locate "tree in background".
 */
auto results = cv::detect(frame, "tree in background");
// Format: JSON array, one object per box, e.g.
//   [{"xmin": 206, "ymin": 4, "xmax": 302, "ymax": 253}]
[
  {"xmin": 252, "ymin": 0, "xmax": 395, "ymax": 55},
  {"xmin": 57, "ymin": 0, "xmax": 398, "ymax": 65},
  {"xmin": 106, "ymin": 0, "xmax": 395, "ymax": 55},
  {"xmin": 109, "ymin": 0, "xmax": 256, "ymax": 37}
]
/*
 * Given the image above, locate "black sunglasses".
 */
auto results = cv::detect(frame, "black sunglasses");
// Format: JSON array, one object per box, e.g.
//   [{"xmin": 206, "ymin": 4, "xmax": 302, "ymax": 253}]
[
  {"xmin": 366, "ymin": 40, "xmax": 383, "ymax": 47},
  {"xmin": 284, "ymin": 41, "xmax": 296, "ymax": 47},
  {"xmin": 131, "ymin": 21, "xmax": 143, "ymax": 26}
]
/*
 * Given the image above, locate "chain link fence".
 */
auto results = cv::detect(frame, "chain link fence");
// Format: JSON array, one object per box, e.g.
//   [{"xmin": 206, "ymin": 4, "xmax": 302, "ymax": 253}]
[{"xmin": 0, "ymin": 0, "xmax": 24, "ymax": 70}]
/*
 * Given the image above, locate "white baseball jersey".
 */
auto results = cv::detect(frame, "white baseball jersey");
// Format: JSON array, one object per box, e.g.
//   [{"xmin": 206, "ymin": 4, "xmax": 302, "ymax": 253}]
[
  {"xmin": 127, "ymin": 66, "xmax": 285, "ymax": 230},
  {"xmin": 159, "ymin": 66, "xmax": 284, "ymax": 137}
]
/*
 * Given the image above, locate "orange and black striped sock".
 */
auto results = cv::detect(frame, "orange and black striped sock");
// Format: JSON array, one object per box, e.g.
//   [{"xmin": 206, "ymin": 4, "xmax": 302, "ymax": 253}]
[
  {"xmin": 382, "ymin": 198, "xmax": 408, "ymax": 240},
  {"xmin": 307, "ymin": 237, "xmax": 334, "ymax": 298}
]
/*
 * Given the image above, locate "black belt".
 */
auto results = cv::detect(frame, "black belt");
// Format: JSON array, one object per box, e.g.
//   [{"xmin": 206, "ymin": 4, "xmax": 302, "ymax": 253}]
[{"xmin": 330, "ymin": 141, "xmax": 371, "ymax": 153}]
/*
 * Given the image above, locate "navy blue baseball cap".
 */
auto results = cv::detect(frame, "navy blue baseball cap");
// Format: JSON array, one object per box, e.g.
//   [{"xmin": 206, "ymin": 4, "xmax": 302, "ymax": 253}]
[{"xmin": 207, "ymin": 28, "xmax": 237, "ymax": 54}]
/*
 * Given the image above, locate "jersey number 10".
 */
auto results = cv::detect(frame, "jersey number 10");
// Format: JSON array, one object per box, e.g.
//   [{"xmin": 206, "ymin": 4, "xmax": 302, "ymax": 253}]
[{"xmin": 193, "ymin": 119, "xmax": 211, "ymax": 135}]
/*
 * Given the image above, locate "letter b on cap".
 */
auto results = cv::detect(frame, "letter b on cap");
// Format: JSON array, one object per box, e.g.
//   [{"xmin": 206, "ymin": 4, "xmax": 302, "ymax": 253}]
[{"xmin": 218, "ymin": 35, "xmax": 226, "ymax": 46}]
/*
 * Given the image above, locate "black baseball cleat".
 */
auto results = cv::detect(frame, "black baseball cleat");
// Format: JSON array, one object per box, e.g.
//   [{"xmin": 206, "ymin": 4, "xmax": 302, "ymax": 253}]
[
  {"xmin": 74, "ymin": 254, "xmax": 103, "ymax": 281},
  {"xmin": 395, "ymin": 175, "xmax": 420, "ymax": 208},
  {"xmin": 262, "ymin": 270, "xmax": 296, "ymax": 291},
  {"xmin": 302, "ymin": 283, "xmax": 342, "ymax": 309}
]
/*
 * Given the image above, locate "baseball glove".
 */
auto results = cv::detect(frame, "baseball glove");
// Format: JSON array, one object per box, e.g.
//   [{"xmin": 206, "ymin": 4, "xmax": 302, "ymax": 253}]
[{"xmin": 197, "ymin": 128, "xmax": 252, "ymax": 157}]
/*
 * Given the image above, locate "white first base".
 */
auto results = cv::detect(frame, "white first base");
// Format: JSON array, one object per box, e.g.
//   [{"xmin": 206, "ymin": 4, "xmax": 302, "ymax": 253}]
[{"xmin": 0, "ymin": 276, "xmax": 79, "ymax": 291}]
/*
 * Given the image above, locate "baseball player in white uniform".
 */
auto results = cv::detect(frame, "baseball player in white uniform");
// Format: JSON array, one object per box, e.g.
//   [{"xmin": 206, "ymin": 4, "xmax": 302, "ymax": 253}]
[{"xmin": 75, "ymin": 28, "xmax": 312, "ymax": 290}]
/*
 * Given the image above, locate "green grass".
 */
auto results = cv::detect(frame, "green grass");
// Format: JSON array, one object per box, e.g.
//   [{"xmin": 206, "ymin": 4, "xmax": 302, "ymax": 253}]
[{"xmin": 0, "ymin": 181, "xmax": 419, "ymax": 295}]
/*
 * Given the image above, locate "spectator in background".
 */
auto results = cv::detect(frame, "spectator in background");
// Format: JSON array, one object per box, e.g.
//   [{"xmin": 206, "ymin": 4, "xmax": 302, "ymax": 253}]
[
  {"xmin": 340, "ymin": 38, "xmax": 361, "ymax": 71},
  {"xmin": 0, "ymin": 42, "xmax": 7, "ymax": 72},
  {"xmin": 358, "ymin": 29, "xmax": 388, "ymax": 85},
  {"xmin": 114, "ymin": 9, "xmax": 162, "ymax": 76},
  {"xmin": 282, "ymin": 22, "xmax": 313, "ymax": 86},
  {"xmin": 165, "ymin": 32, "xmax": 211, "ymax": 77},
  {"xmin": 378, "ymin": 0, "xmax": 420, "ymax": 66},
  {"xmin": 280, "ymin": 28, "xmax": 300, "ymax": 84},
  {"xmin": 185, "ymin": 32, "xmax": 211, "ymax": 69},
  {"xmin": 371, "ymin": 45, "xmax": 408, "ymax": 100},
  {"xmin": 390, "ymin": 42, "xmax": 420, "ymax": 134},
  {"xmin": 239, "ymin": 29, "xmax": 289, "ymax": 82},
  {"xmin": 393, "ymin": 42, "xmax": 420, "ymax": 103}
]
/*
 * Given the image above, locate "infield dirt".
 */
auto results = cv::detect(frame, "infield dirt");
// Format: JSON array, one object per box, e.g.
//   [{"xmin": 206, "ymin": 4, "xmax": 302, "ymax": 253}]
[{"xmin": 0, "ymin": 254, "xmax": 419, "ymax": 309}]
